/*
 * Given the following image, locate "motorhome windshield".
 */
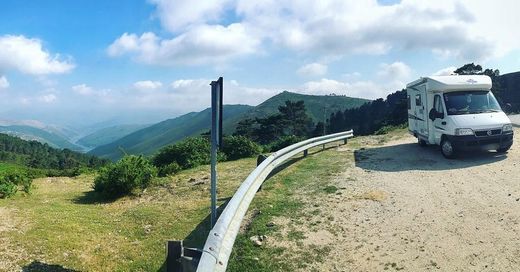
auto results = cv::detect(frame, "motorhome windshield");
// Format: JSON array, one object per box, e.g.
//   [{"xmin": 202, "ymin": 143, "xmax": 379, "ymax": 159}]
[{"xmin": 443, "ymin": 91, "xmax": 502, "ymax": 115}]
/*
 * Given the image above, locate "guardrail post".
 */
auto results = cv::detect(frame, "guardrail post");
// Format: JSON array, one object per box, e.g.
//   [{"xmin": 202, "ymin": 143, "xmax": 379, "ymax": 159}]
[
  {"xmin": 322, "ymin": 144, "xmax": 325, "ymax": 150},
  {"xmin": 303, "ymin": 149, "xmax": 308, "ymax": 157},
  {"xmin": 166, "ymin": 240, "xmax": 201, "ymax": 272},
  {"xmin": 343, "ymin": 138, "xmax": 348, "ymax": 145}
]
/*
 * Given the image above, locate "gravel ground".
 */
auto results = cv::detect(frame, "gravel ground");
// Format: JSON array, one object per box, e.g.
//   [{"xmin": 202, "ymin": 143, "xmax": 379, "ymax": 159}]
[
  {"xmin": 509, "ymin": 114, "xmax": 520, "ymax": 126},
  {"xmin": 307, "ymin": 127, "xmax": 520, "ymax": 271}
]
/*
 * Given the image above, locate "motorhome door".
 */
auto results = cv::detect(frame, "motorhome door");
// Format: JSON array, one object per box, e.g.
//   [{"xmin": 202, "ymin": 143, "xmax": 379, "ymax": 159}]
[{"xmin": 413, "ymin": 86, "xmax": 428, "ymax": 138}]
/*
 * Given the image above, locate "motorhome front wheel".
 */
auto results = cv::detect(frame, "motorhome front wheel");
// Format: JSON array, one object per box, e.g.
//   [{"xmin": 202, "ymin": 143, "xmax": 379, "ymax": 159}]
[{"xmin": 441, "ymin": 139, "xmax": 456, "ymax": 159}]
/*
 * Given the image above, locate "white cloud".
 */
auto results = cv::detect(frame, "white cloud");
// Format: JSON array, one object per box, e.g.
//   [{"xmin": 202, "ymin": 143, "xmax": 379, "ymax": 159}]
[
  {"xmin": 378, "ymin": 62, "xmax": 411, "ymax": 81},
  {"xmin": 432, "ymin": 66, "xmax": 457, "ymax": 76},
  {"xmin": 133, "ymin": 80, "xmax": 163, "ymax": 90},
  {"xmin": 149, "ymin": 0, "xmax": 233, "ymax": 32},
  {"xmin": 0, "ymin": 35, "xmax": 74, "ymax": 75},
  {"xmin": 72, "ymin": 84, "xmax": 94, "ymax": 95},
  {"xmin": 107, "ymin": 23, "xmax": 260, "ymax": 65},
  {"xmin": 301, "ymin": 62, "xmax": 411, "ymax": 100},
  {"xmin": 301, "ymin": 78, "xmax": 385, "ymax": 99},
  {"xmin": 106, "ymin": 0, "xmax": 520, "ymax": 68},
  {"xmin": 167, "ymin": 78, "xmax": 280, "ymax": 110},
  {"xmin": 39, "ymin": 94, "xmax": 57, "ymax": 103},
  {"xmin": 0, "ymin": 76, "xmax": 9, "ymax": 89},
  {"xmin": 297, "ymin": 63, "xmax": 328, "ymax": 77}
]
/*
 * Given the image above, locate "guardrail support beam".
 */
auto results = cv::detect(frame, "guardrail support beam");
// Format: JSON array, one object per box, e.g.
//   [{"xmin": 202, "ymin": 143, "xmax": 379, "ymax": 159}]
[
  {"xmin": 343, "ymin": 138, "xmax": 348, "ymax": 145},
  {"xmin": 303, "ymin": 149, "xmax": 308, "ymax": 157}
]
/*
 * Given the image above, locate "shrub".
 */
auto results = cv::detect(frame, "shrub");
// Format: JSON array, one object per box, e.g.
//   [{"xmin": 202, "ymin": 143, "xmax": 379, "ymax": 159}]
[
  {"xmin": 158, "ymin": 162, "xmax": 181, "ymax": 177},
  {"xmin": 374, "ymin": 123, "xmax": 407, "ymax": 135},
  {"xmin": 153, "ymin": 137, "xmax": 226, "ymax": 170},
  {"xmin": 94, "ymin": 155, "xmax": 157, "ymax": 197},
  {"xmin": 268, "ymin": 135, "xmax": 306, "ymax": 152},
  {"xmin": 222, "ymin": 136, "xmax": 262, "ymax": 161},
  {"xmin": 0, "ymin": 171, "xmax": 32, "ymax": 198},
  {"xmin": 0, "ymin": 180, "xmax": 17, "ymax": 198}
]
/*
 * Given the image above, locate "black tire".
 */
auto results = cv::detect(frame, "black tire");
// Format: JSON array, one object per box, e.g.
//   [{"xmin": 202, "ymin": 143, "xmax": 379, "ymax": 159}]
[
  {"xmin": 440, "ymin": 138, "xmax": 456, "ymax": 159},
  {"xmin": 497, "ymin": 146, "xmax": 511, "ymax": 153},
  {"xmin": 418, "ymin": 139, "xmax": 427, "ymax": 147}
]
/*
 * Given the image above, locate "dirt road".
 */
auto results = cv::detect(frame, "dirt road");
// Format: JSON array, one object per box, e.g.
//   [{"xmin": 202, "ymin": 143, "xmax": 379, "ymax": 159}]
[{"xmin": 304, "ymin": 128, "xmax": 520, "ymax": 271}]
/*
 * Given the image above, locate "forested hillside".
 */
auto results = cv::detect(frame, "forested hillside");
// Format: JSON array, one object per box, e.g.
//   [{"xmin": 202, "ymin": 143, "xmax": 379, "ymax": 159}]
[
  {"xmin": 77, "ymin": 124, "xmax": 150, "ymax": 149},
  {"xmin": 0, "ymin": 133, "xmax": 107, "ymax": 170}
]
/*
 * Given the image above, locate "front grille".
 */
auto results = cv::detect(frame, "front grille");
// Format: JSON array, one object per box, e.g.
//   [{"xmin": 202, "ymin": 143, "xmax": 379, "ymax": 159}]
[{"xmin": 475, "ymin": 129, "xmax": 502, "ymax": 137}]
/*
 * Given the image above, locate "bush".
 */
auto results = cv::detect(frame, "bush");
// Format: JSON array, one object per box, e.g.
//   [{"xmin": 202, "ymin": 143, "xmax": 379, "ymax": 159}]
[
  {"xmin": 94, "ymin": 155, "xmax": 157, "ymax": 197},
  {"xmin": 158, "ymin": 162, "xmax": 181, "ymax": 177},
  {"xmin": 268, "ymin": 135, "xmax": 306, "ymax": 152},
  {"xmin": 374, "ymin": 123, "xmax": 407, "ymax": 135},
  {"xmin": 153, "ymin": 137, "xmax": 226, "ymax": 170},
  {"xmin": 0, "ymin": 180, "xmax": 17, "ymax": 198},
  {"xmin": 222, "ymin": 136, "xmax": 262, "ymax": 161},
  {"xmin": 0, "ymin": 171, "xmax": 32, "ymax": 198}
]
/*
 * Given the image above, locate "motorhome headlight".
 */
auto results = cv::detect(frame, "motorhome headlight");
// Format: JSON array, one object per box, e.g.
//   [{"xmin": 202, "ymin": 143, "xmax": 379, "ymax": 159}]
[
  {"xmin": 502, "ymin": 124, "xmax": 513, "ymax": 132},
  {"xmin": 455, "ymin": 128, "xmax": 474, "ymax": 136}
]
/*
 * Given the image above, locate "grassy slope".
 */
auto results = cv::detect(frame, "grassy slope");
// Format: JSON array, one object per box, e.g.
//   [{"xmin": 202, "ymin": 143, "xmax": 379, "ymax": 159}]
[
  {"xmin": 0, "ymin": 129, "xmax": 407, "ymax": 271},
  {"xmin": 77, "ymin": 124, "xmax": 150, "ymax": 149},
  {"xmin": 89, "ymin": 105, "xmax": 253, "ymax": 161},
  {"xmin": 0, "ymin": 125, "xmax": 82, "ymax": 151},
  {"xmin": 0, "ymin": 157, "xmax": 258, "ymax": 271}
]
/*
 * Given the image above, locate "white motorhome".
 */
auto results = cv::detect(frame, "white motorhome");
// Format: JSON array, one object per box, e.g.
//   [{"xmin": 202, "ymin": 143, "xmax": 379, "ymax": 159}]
[{"xmin": 407, "ymin": 75, "xmax": 514, "ymax": 158}]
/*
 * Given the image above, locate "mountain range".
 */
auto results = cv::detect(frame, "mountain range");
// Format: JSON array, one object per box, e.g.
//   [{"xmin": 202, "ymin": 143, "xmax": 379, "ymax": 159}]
[{"xmin": 88, "ymin": 91, "xmax": 370, "ymax": 160}]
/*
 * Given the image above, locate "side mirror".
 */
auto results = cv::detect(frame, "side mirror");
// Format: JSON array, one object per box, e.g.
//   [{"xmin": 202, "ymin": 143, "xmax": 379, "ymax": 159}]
[
  {"xmin": 436, "ymin": 111, "xmax": 445, "ymax": 119},
  {"xmin": 429, "ymin": 109, "xmax": 436, "ymax": 121},
  {"xmin": 505, "ymin": 103, "xmax": 512, "ymax": 113}
]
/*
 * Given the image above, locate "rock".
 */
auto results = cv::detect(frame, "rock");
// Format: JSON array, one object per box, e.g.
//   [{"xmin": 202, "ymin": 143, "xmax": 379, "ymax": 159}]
[
  {"xmin": 266, "ymin": 222, "xmax": 275, "ymax": 228},
  {"xmin": 253, "ymin": 257, "xmax": 260, "ymax": 261},
  {"xmin": 249, "ymin": 235, "xmax": 267, "ymax": 246},
  {"xmin": 144, "ymin": 224, "xmax": 152, "ymax": 234}
]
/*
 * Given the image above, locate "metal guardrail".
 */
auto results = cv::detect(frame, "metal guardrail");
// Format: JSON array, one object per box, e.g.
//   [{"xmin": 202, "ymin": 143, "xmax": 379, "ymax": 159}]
[{"xmin": 168, "ymin": 130, "xmax": 354, "ymax": 272}]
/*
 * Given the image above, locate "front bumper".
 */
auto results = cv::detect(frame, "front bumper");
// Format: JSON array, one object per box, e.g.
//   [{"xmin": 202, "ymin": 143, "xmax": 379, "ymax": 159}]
[{"xmin": 446, "ymin": 131, "xmax": 514, "ymax": 151}]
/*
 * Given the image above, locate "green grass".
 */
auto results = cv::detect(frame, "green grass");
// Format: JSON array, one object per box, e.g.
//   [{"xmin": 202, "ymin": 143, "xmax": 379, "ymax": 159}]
[
  {"xmin": 227, "ymin": 142, "xmax": 355, "ymax": 272},
  {"xmin": 0, "ymin": 157, "xmax": 258, "ymax": 271}
]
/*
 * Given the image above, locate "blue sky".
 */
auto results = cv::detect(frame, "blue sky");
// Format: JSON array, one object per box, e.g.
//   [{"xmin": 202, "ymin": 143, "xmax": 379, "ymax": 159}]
[{"xmin": 0, "ymin": 0, "xmax": 519, "ymax": 127}]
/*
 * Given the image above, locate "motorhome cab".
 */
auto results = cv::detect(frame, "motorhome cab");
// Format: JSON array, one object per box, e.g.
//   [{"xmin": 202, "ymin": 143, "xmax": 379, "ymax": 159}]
[{"xmin": 407, "ymin": 75, "xmax": 514, "ymax": 158}]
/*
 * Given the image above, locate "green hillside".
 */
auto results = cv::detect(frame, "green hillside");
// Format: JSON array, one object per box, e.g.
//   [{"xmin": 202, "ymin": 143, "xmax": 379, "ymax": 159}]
[
  {"xmin": 222, "ymin": 91, "xmax": 370, "ymax": 132},
  {"xmin": 0, "ymin": 125, "xmax": 82, "ymax": 151},
  {"xmin": 88, "ymin": 105, "xmax": 253, "ymax": 161},
  {"xmin": 0, "ymin": 133, "xmax": 107, "ymax": 171},
  {"xmin": 77, "ymin": 124, "xmax": 150, "ymax": 149},
  {"xmin": 246, "ymin": 91, "xmax": 368, "ymax": 121}
]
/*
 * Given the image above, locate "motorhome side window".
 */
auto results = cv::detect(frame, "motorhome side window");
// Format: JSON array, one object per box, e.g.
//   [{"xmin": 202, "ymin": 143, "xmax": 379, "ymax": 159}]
[
  {"xmin": 434, "ymin": 95, "xmax": 443, "ymax": 113},
  {"xmin": 415, "ymin": 94, "xmax": 421, "ymax": 106}
]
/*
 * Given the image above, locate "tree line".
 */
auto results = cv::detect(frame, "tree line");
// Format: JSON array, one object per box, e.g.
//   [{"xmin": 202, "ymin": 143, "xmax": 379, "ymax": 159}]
[{"xmin": 0, "ymin": 133, "xmax": 108, "ymax": 170}]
